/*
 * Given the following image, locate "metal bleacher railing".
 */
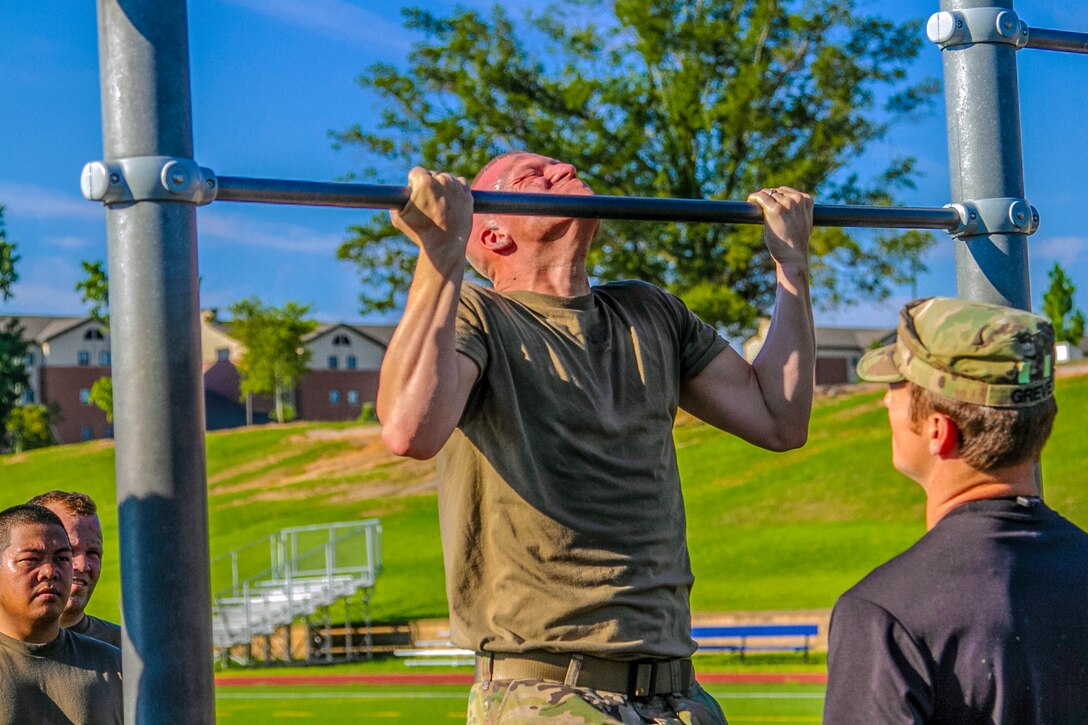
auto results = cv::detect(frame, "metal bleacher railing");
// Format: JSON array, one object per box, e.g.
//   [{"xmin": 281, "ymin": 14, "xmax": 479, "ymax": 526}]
[{"xmin": 210, "ymin": 519, "xmax": 382, "ymax": 665}]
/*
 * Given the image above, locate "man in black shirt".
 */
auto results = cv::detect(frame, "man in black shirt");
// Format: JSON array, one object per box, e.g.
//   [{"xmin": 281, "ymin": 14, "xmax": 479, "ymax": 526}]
[{"xmin": 824, "ymin": 297, "xmax": 1088, "ymax": 724}]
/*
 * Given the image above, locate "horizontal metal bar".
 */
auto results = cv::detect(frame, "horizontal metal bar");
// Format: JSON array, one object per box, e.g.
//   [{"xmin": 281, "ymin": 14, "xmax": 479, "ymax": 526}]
[
  {"xmin": 214, "ymin": 176, "xmax": 960, "ymax": 231},
  {"xmin": 1026, "ymin": 27, "xmax": 1088, "ymax": 55}
]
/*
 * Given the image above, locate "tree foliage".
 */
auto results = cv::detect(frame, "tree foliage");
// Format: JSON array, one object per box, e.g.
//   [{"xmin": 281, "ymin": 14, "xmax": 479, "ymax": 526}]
[
  {"xmin": 0, "ymin": 207, "xmax": 18, "ymax": 302},
  {"xmin": 1043, "ymin": 262, "xmax": 1085, "ymax": 344},
  {"xmin": 4, "ymin": 404, "xmax": 54, "ymax": 453},
  {"xmin": 334, "ymin": 0, "xmax": 938, "ymax": 333},
  {"xmin": 75, "ymin": 260, "xmax": 113, "ymax": 415},
  {"xmin": 227, "ymin": 298, "xmax": 317, "ymax": 424},
  {"xmin": 0, "ymin": 207, "xmax": 30, "ymax": 450},
  {"xmin": 75, "ymin": 260, "xmax": 110, "ymax": 327},
  {"xmin": 90, "ymin": 377, "xmax": 114, "ymax": 423}
]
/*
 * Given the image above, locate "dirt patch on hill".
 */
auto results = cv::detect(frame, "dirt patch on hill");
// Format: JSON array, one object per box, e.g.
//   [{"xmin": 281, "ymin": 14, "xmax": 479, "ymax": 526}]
[{"xmin": 210, "ymin": 425, "xmax": 437, "ymax": 509}]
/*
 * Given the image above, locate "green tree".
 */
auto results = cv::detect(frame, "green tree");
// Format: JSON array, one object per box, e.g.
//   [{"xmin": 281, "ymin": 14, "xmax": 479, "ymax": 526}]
[
  {"xmin": 333, "ymin": 0, "xmax": 938, "ymax": 333},
  {"xmin": 227, "ymin": 298, "xmax": 317, "ymax": 424},
  {"xmin": 75, "ymin": 260, "xmax": 113, "ymax": 421},
  {"xmin": 0, "ymin": 207, "xmax": 31, "ymax": 451},
  {"xmin": 4, "ymin": 404, "xmax": 54, "ymax": 453},
  {"xmin": 75, "ymin": 259, "xmax": 110, "ymax": 327},
  {"xmin": 0, "ymin": 207, "xmax": 17, "ymax": 300},
  {"xmin": 89, "ymin": 376, "xmax": 114, "ymax": 423},
  {"xmin": 1043, "ymin": 262, "xmax": 1086, "ymax": 344}
]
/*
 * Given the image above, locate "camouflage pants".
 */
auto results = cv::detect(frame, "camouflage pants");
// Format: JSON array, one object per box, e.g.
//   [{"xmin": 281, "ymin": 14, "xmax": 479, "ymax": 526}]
[{"xmin": 466, "ymin": 678, "xmax": 728, "ymax": 724}]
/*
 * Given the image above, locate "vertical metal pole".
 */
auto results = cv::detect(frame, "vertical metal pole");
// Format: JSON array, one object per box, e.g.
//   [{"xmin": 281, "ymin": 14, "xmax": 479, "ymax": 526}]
[
  {"xmin": 95, "ymin": 1, "xmax": 214, "ymax": 722},
  {"xmin": 940, "ymin": 0, "xmax": 1031, "ymax": 309}
]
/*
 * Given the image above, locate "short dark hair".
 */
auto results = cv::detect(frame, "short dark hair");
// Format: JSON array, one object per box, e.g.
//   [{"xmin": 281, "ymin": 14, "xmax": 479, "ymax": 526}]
[
  {"xmin": 908, "ymin": 383, "xmax": 1057, "ymax": 471},
  {"xmin": 0, "ymin": 504, "xmax": 66, "ymax": 551},
  {"xmin": 27, "ymin": 490, "xmax": 98, "ymax": 518}
]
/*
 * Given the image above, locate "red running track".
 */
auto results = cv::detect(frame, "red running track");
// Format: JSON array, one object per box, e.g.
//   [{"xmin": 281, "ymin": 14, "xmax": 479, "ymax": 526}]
[{"xmin": 215, "ymin": 673, "xmax": 826, "ymax": 687}]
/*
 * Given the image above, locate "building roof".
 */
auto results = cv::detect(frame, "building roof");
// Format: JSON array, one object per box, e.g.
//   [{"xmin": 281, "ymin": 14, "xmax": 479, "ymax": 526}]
[
  {"xmin": 4, "ymin": 313, "xmax": 398, "ymax": 349},
  {"xmin": 0, "ymin": 315, "xmax": 92, "ymax": 343},
  {"xmin": 303, "ymin": 322, "xmax": 392, "ymax": 349},
  {"xmin": 814, "ymin": 326, "xmax": 894, "ymax": 352}
]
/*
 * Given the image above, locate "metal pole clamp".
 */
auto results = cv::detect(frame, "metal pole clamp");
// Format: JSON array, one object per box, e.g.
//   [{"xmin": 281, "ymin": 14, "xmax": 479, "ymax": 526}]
[
  {"xmin": 81, "ymin": 156, "xmax": 219, "ymax": 206},
  {"xmin": 927, "ymin": 8, "xmax": 1030, "ymax": 49},
  {"xmin": 947, "ymin": 197, "xmax": 1040, "ymax": 238}
]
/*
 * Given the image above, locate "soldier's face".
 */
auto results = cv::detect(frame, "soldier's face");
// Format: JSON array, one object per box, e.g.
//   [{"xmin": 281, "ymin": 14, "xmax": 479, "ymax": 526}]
[
  {"xmin": 884, "ymin": 382, "xmax": 928, "ymax": 482},
  {"xmin": 49, "ymin": 510, "xmax": 102, "ymax": 617},
  {"xmin": 0, "ymin": 523, "xmax": 72, "ymax": 630}
]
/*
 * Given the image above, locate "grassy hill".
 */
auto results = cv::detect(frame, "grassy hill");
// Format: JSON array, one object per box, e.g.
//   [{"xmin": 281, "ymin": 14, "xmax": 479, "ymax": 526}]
[{"xmin": 2, "ymin": 374, "xmax": 1086, "ymax": 624}]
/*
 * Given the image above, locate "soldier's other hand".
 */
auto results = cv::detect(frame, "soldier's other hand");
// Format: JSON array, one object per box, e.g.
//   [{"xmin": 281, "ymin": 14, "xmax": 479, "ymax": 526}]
[{"xmin": 747, "ymin": 186, "xmax": 813, "ymax": 270}]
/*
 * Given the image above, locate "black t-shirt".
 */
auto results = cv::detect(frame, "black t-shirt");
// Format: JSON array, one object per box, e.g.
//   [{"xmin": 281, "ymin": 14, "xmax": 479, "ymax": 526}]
[{"xmin": 824, "ymin": 498, "xmax": 1088, "ymax": 724}]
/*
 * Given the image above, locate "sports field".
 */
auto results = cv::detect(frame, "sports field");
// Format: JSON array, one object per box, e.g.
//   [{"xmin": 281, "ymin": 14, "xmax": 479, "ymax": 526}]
[{"xmin": 214, "ymin": 676, "xmax": 826, "ymax": 723}]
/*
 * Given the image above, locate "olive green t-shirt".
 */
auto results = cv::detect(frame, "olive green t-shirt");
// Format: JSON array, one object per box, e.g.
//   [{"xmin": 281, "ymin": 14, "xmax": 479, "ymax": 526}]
[
  {"xmin": 440, "ymin": 280, "xmax": 729, "ymax": 659},
  {"xmin": 68, "ymin": 613, "xmax": 122, "ymax": 649},
  {"xmin": 0, "ymin": 628, "xmax": 122, "ymax": 725}
]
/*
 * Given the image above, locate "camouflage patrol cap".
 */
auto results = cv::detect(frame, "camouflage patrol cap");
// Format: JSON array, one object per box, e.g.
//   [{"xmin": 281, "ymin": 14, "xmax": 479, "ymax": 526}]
[{"xmin": 856, "ymin": 297, "xmax": 1055, "ymax": 408}]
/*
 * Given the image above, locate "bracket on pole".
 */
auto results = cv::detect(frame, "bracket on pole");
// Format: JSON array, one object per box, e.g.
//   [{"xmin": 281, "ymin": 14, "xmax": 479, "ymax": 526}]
[
  {"xmin": 81, "ymin": 156, "xmax": 218, "ymax": 206},
  {"xmin": 927, "ymin": 8, "xmax": 1029, "ymax": 49},
  {"xmin": 947, "ymin": 197, "xmax": 1039, "ymax": 238}
]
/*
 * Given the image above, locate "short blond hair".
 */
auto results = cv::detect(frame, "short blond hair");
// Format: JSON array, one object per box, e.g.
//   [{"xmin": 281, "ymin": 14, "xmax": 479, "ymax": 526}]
[{"xmin": 28, "ymin": 490, "xmax": 98, "ymax": 518}]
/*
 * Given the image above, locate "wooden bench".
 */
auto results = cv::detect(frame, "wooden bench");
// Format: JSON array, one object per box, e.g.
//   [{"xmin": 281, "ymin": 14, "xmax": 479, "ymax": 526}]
[
  {"xmin": 392, "ymin": 646, "xmax": 475, "ymax": 666},
  {"xmin": 691, "ymin": 624, "xmax": 818, "ymax": 659},
  {"xmin": 393, "ymin": 631, "xmax": 475, "ymax": 666},
  {"xmin": 393, "ymin": 624, "xmax": 819, "ymax": 665}
]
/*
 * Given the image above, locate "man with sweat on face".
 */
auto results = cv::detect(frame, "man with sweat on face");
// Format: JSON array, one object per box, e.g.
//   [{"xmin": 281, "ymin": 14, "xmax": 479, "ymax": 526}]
[
  {"xmin": 0, "ymin": 504, "xmax": 122, "ymax": 724},
  {"xmin": 378, "ymin": 152, "xmax": 816, "ymax": 723},
  {"xmin": 28, "ymin": 490, "xmax": 121, "ymax": 648},
  {"xmin": 823, "ymin": 297, "xmax": 1088, "ymax": 724}
]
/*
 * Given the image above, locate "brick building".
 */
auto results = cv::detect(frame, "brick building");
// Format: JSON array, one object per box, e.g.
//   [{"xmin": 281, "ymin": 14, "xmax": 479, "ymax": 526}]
[{"xmin": 3, "ymin": 312, "xmax": 395, "ymax": 445}]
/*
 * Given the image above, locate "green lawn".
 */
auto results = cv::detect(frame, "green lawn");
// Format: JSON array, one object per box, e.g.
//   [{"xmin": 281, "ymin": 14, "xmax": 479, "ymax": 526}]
[{"xmin": 2, "ymin": 375, "xmax": 1086, "ymax": 624}]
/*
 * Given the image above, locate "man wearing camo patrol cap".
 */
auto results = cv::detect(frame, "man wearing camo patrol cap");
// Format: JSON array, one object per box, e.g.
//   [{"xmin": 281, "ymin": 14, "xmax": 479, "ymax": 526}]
[{"xmin": 824, "ymin": 297, "xmax": 1088, "ymax": 724}]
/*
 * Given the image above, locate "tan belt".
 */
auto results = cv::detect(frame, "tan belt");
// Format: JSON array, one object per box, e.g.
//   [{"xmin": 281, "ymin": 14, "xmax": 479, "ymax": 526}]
[{"xmin": 475, "ymin": 651, "xmax": 694, "ymax": 698}]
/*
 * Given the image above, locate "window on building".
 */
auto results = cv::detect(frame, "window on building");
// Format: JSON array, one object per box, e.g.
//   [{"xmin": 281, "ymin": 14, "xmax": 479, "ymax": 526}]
[
  {"xmin": 78, "ymin": 350, "xmax": 90, "ymax": 366},
  {"xmin": 99, "ymin": 350, "xmax": 111, "ymax": 366},
  {"xmin": 346, "ymin": 355, "xmax": 357, "ymax": 370},
  {"xmin": 216, "ymin": 348, "xmax": 230, "ymax": 362},
  {"xmin": 327, "ymin": 355, "xmax": 338, "ymax": 370},
  {"xmin": 329, "ymin": 390, "xmax": 341, "ymax": 404},
  {"xmin": 79, "ymin": 388, "xmax": 92, "ymax": 404},
  {"xmin": 104, "ymin": 424, "xmax": 114, "ymax": 438},
  {"xmin": 81, "ymin": 426, "xmax": 93, "ymax": 441},
  {"xmin": 84, "ymin": 328, "xmax": 105, "ymax": 341},
  {"xmin": 23, "ymin": 352, "xmax": 34, "ymax": 366},
  {"xmin": 347, "ymin": 390, "xmax": 359, "ymax": 405},
  {"xmin": 20, "ymin": 388, "xmax": 34, "ymax": 405},
  {"xmin": 332, "ymin": 334, "xmax": 351, "ymax": 347}
]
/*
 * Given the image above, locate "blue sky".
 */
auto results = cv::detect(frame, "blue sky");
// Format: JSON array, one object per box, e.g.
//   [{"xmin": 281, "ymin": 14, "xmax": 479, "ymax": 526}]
[{"xmin": 2, "ymin": 1, "xmax": 1087, "ymax": 330}]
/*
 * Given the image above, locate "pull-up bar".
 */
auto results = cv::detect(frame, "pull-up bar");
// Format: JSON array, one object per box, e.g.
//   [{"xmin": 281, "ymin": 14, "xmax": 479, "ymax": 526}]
[
  {"xmin": 1025, "ymin": 27, "xmax": 1088, "ymax": 55},
  {"xmin": 82, "ymin": 159, "xmax": 1034, "ymax": 237},
  {"xmin": 211, "ymin": 175, "xmax": 963, "ymax": 231}
]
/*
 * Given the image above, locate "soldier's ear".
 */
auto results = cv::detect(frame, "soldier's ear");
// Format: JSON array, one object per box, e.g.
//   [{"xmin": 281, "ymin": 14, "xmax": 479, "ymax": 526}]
[
  {"xmin": 480, "ymin": 224, "xmax": 515, "ymax": 254},
  {"xmin": 928, "ymin": 412, "xmax": 960, "ymax": 458}
]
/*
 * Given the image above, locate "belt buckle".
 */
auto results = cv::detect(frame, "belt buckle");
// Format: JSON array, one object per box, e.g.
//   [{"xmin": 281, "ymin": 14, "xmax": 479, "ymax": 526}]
[{"xmin": 627, "ymin": 659, "xmax": 658, "ymax": 699}]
